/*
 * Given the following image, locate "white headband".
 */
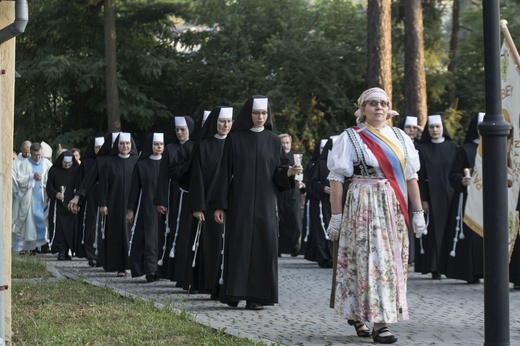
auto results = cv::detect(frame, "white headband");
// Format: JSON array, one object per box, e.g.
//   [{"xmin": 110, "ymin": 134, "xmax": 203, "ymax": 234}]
[
  {"xmin": 153, "ymin": 133, "xmax": 164, "ymax": 142},
  {"xmin": 428, "ymin": 115, "xmax": 443, "ymax": 126},
  {"xmin": 218, "ymin": 107, "xmax": 233, "ymax": 119},
  {"xmin": 175, "ymin": 117, "xmax": 187, "ymax": 127},
  {"xmin": 252, "ymin": 98, "xmax": 268, "ymax": 110},
  {"xmin": 405, "ymin": 116, "xmax": 418, "ymax": 127},
  {"xmin": 63, "ymin": 156, "xmax": 73, "ymax": 163},
  {"xmin": 111, "ymin": 132, "xmax": 121, "ymax": 145},
  {"xmin": 478, "ymin": 112, "xmax": 485, "ymax": 124},
  {"xmin": 119, "ymin": 132, "xmax": 131, "ymax": 142},
  {"xmin": 94, "ymin": 137, "xmax": 105, "ymax": 147},
  {"xmin": 320, "ymin": 139, "xmax": 328, "ymax": 148},
  {"xmin": 203, "ymin": 110, "xmax": 211, "ymax": 121},
  {"xmin": 365, "ymin": 91, "xmax": 389, "ymax": 102}
]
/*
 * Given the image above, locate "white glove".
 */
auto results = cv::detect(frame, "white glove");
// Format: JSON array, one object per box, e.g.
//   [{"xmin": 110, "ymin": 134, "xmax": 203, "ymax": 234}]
[
  {"xmin": 327, "ymin": 214, "xmax": 342, "ymax": 241},
  {"xmin": 413, "ymin": 212, "xmax": 426, "ymax": 238}
]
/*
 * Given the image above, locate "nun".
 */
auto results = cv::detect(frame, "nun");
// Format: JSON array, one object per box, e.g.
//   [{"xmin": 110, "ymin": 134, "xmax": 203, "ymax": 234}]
[
  {"xmin": 127, "ymin": 133, "xmax": 164, "ymax": 281},
  {"xmin": 186, "ymin": 106, "xmax": 233, "ymax": 296},
  {"xmin": 210, "ymin": 96, "xmax": 302, "ymax": 310},
  {"xmin": 99, "ymin": 132, "xmax": 139, "ymax": 277},
  {"xmin": 46, "ymin": 151, "xmax": 81, "ymax": 260},
  {"xmin": 154, "ymin": 116, "xmax": 194, "ymax": 282},
  {"xmin": 414, "ymin": 115, "xmax": 459, "ymax": 279}
]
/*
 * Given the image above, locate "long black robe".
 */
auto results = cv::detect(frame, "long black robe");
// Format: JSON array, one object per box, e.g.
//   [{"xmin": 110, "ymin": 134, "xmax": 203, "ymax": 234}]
[
  {"xmin": 299, "ymin": 142, "xmax": 321, "ymax": 255},
  {"xmin": 210, "ymin": 129, "xmax": 293, "ymax": 305},
  {"xmin": 187, "ymin": 136, "xmax": 226, "ymax": 294},
  {"xmin": 99, "ymin": 154, "xmax": 138, "ymax": 271},
  {"xmin": 509, "ymin": 196, "xmax": 520, "ymax": 286},
  {"xmin": 47, "ymin": 161, "xmax": 81, "ymax": 256},
  {"xmin": 439, "ymin": 142, "xmax": 484, "ymax": 281},
  {"xmin": 305, "ymin": 142, "xmax": 333, "ymax": 267},
  {"xmin": 277, "ymin": 150, "xmax": 302, "ymax": 255},
  {"xmin": 415, "ymin": 139, "xmax": 458, "ymax": 274},
  {"xmin": 128, "ymin": 157, "xmax": 163, "ymax": 278}
]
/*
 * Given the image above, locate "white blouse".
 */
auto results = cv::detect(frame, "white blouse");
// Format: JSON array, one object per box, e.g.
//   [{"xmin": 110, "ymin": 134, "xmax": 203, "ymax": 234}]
[{"xmin": 327, "ymin": 125, "xmax": 420, "ymax": 183}]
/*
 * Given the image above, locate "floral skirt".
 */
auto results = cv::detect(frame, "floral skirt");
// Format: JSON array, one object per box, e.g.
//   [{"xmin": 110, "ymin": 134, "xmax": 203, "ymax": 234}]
[{"xmin": 334, "ymin": 178, "xmax": 409, "ymax": 323}]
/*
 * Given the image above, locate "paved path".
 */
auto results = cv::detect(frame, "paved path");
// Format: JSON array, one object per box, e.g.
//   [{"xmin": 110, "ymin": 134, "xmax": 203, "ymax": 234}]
[{"xmin": 38, "ymin": 254, "xmax": 520, "ymax": 345}]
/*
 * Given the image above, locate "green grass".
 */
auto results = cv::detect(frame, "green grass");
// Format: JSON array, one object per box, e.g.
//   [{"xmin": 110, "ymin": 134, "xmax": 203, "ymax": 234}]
[
  {"xmin": 12, "ymin": 254, "xmax": 50, "ymax": 279},
  {"xmin": 12, "ymin": 258, "xmax": 264, "ymax": 346}
]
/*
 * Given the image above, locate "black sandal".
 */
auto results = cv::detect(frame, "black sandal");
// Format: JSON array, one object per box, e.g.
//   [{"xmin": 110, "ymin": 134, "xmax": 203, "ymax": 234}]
[
  {"xmin": 347, "ymin": 319, "xmax": 371, "ymax": 337},
  {"xmin": 372, "ymin": 326, "xmax": 398, "ymax": 344}
]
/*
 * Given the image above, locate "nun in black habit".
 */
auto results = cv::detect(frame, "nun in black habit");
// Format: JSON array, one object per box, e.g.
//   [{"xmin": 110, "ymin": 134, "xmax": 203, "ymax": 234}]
[
  {"xmin": 210, "ymin": 95, "xmax": 302, "ymax": 310},
  {"xmin": 300, "ymin": 140, "xmax": 324, "ymax": 255},
  {"xmin": 439, "ymin": 114, "xmax": 484, "ymax": 283},
  {"xmin": 47, "ymin": 151, "xmax": 81, "ymax": 260},
  {"xmin": 154, "ymin": 116, "xmax": 195, "ymax": 282},
  {"xmin": 414, "ymin": 115, "xmax": 458, "ymax": 279},
  {"xmin": 127, "ymin": 133, "xmax": 165, "ymax": 281},
  {"xmin": 99, "ymin": 133, "xmax": 139, "ymax": 276},
  {"xmin": 186, "ymin": 106, "xmax": 232, "ymax": 295},
  {"xmin": 305, "ymin": 138, "xmax": 334, "ymax": 268},
  {"xmin": 68, "ymin": 132, "xmax": 120, "ymax": 267}
]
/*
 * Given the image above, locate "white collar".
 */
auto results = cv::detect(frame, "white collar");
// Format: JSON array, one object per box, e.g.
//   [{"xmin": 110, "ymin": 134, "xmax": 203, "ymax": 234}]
[
  {"xmin": 431, "ymin": 137, "xmax": 445, "ymax": 144},
  {"xmin": 250, "ymin": 127, "xmax": 264, "ymax": 132},
  {"xmin": 149, "ymin": 155, "xmax": 162, "ymax": 160},
  {"xmin": 214, "ymin": 134, "xmax": 227, "ymax": 139},
  {"xmin": 118, "ymin": 153, "xmax": 131, "ymax": 158},
  {"xmin": 179, "ymin": 140, "xmax": 186, "ymax": 144}
]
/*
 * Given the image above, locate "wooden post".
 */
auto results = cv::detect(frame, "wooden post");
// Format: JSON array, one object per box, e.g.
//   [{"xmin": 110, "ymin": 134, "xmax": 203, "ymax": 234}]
[{"xmin": 0, "ymin": 2, "xmax": 15, "ymax": 344}]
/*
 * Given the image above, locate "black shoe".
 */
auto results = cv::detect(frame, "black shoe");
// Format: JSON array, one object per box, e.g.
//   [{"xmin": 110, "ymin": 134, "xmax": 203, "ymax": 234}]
[
  {"xmin": 290, "ymin": 249, "xmax": 300, "ymax": 257},
  {"xmin": 319, "ymin": 259, "xmax": 333, "ymax": 268},
  {"xmin": 145, "ymin": 272, "xmax": 157, "ymax": 282},
  {"xmin": 245, "ymin": 301, "xmax": 264, "ymax": 310},
  {"xmin": 431, "ymin": 272, "xmax": 442, "ymax": 280},
  {"xmin": 467, "ymin": 277, "xmax": 480, "ymax": 284},
  {"xmin": 57, "ymin": 252, "xmax": 67, "ymax": 261},
  {"xmin": 65, "ymin": 254, "xmax": 72, "ymax": 260},
  {"xmin": 347, "ymin": 320, "xmax": 371, "ymax": 338},
  {"xmin": 39, "ymin": 243, "xmax": 51, "ymax": 254},
  {"xmin": 88, "ymin": 259, "xmax": 97, "ymax": 267},
  {"xmin": 372, "ymin": 326, "xmax": 398, "ymax": 344},
  {"xmin": 226, "ymin": 301, "xmax": 239, "ymax": 308}
]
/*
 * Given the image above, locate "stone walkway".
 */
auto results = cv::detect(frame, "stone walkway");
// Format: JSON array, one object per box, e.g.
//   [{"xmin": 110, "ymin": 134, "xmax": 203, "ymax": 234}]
[{"xmin": 38, "ymin": 254, "xmax": 520, "ymax": 345}]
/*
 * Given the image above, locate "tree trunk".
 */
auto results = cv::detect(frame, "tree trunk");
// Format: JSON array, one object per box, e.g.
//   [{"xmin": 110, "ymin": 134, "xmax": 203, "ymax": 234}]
[
  {"xmin": 447, "ymin": 0, "xmax": 460, "ymax": 109},
  {"xmin": 404, "ymin": 0, "xmax": 428, "ymax": 126},
  {"xmin": 104, "ymin": 0, "xmax": 121, "ymax": 132},
  {"xmin": 367, "ymin": 0, "xmax": 392, "ymax": 101}
]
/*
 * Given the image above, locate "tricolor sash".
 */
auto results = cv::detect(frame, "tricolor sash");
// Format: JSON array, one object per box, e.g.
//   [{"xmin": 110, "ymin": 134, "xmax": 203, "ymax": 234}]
[{"xmin": 353, "ymin": 124, "xmax": 410, "ymax": 229}]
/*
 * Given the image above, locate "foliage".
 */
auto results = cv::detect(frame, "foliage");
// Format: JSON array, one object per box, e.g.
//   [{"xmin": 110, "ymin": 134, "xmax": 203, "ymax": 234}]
[{"xmin": 14, "ymin": 0, "xmax": 520, "ymax": 156}]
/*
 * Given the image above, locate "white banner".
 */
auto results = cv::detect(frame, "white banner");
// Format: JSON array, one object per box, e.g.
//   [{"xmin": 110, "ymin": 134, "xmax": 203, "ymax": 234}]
[{"xmin": 464, "ymin": 40, "xmax": 520, "ymax": 258}]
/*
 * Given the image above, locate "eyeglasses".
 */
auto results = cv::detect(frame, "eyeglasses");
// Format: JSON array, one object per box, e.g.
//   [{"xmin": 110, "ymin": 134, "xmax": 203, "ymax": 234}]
[
  {"xmin": 366, "ymin": 100, "xmax": 390, "ymax": 108},
  {"xmin": 252, "ymin": 110, "xmax": 268, "ymax": 116}
]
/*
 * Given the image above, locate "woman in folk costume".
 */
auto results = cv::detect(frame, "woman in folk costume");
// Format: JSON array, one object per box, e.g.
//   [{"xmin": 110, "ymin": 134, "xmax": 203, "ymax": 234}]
[
  {"xmin": 126, "ymin": 133, "xmax": 164, "ymax": 281},
  {"xmin": 306, "ymin": 137, "xmax": 336, "ymax": 268},
  {"xmin": 210, "ymin": 95, "xmax": 302, "ymax": 310},
  {"xmin": 327, "ymin": 88, "xmax": 424, "ymax": 344},
  {"xmin": 46, "ymin": 151, "xmax": 81, "ymax": 260},
  {"xmin": 99, "ymin": 132, "xmax": 139, "ymax": 277},
  {"xmin": 440, "ymin": 113, "xmax": 484, "ymax": 283},
  {"xmin": 187, "ymin": 106, "xmax": 233, "ymax": 296},
  {"xmin": 414, "ymin": 115, "xmax": 458, "ymax": 280},
  {"xmin": 154, "ymin": 116, "xmax": 194, "ymax": 282}
]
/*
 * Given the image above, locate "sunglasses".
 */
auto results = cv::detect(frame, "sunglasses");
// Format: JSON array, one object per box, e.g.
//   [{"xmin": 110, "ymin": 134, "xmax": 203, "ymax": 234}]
[{"xmin": 366, "ymin": 100, "xmax": 390, "ymax": 108}]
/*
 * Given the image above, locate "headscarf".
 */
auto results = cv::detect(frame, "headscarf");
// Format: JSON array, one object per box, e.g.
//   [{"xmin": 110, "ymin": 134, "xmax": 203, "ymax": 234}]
[
  {"xmin": 109, "ymin": 133, "xmax": 139, "ymax": 156},
  {"xmin": 198, "ymin": 106, "xmax": 233, "ymax": 140},
  {"xmin": 173, "ymin": 116, "xmax": 195, "ymax": 142},
  {"xmin": 464, "ymin": 114, "xmax": 481, "ymax": 144},
  {"xmin": 138, "ymin": 133, "xmax": 164, "ymax": 161},
  {"xmin": 419, "ymin": 115, "xmax": 453, "ymax": 143},
  {"xmin": 82, "ymin": 136, "xmax": 104, "ymax": 161},
  {"xmin": 231, "ymin": 95, "xmax": 273, "ymax": 132},
  {"xmin": 354, "ymin": 87, "xmax": 391, "ymax": 124},
  {"xmin": 54, "ymin": 150, "xmax": 79, "ymax": 168}
]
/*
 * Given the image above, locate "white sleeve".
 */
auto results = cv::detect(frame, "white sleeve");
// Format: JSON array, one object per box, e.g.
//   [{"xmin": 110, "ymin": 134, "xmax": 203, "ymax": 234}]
[
  {"xmin": 327, "ymin": 131, "xmax": 355, "ymax": 183},
  {"xmin": 401, "ymin": 131, "xmax": 420, "ymax": 180}
]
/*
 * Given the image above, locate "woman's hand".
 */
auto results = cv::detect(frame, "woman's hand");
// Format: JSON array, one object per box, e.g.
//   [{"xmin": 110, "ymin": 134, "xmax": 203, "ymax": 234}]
[
  {"xmin": 99, "ymin": 206, "xmax": 108, "ymax": 216},
  {"xmin": 193, "ymin": 211, "xmax": 205, "ymax": 222},
  {"xmin": 126, "ymin": 210, "xmax": 134, "ymax": 224},
  {"xmin": 214, "ymin": 210, "xmax": 225, "ymax": 225}
]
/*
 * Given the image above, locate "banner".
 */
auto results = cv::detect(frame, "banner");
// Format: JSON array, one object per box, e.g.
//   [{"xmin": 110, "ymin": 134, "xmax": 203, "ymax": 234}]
[{"xmin": 464, "ymin": 39, "xmax": 520, "ymax": 258}]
